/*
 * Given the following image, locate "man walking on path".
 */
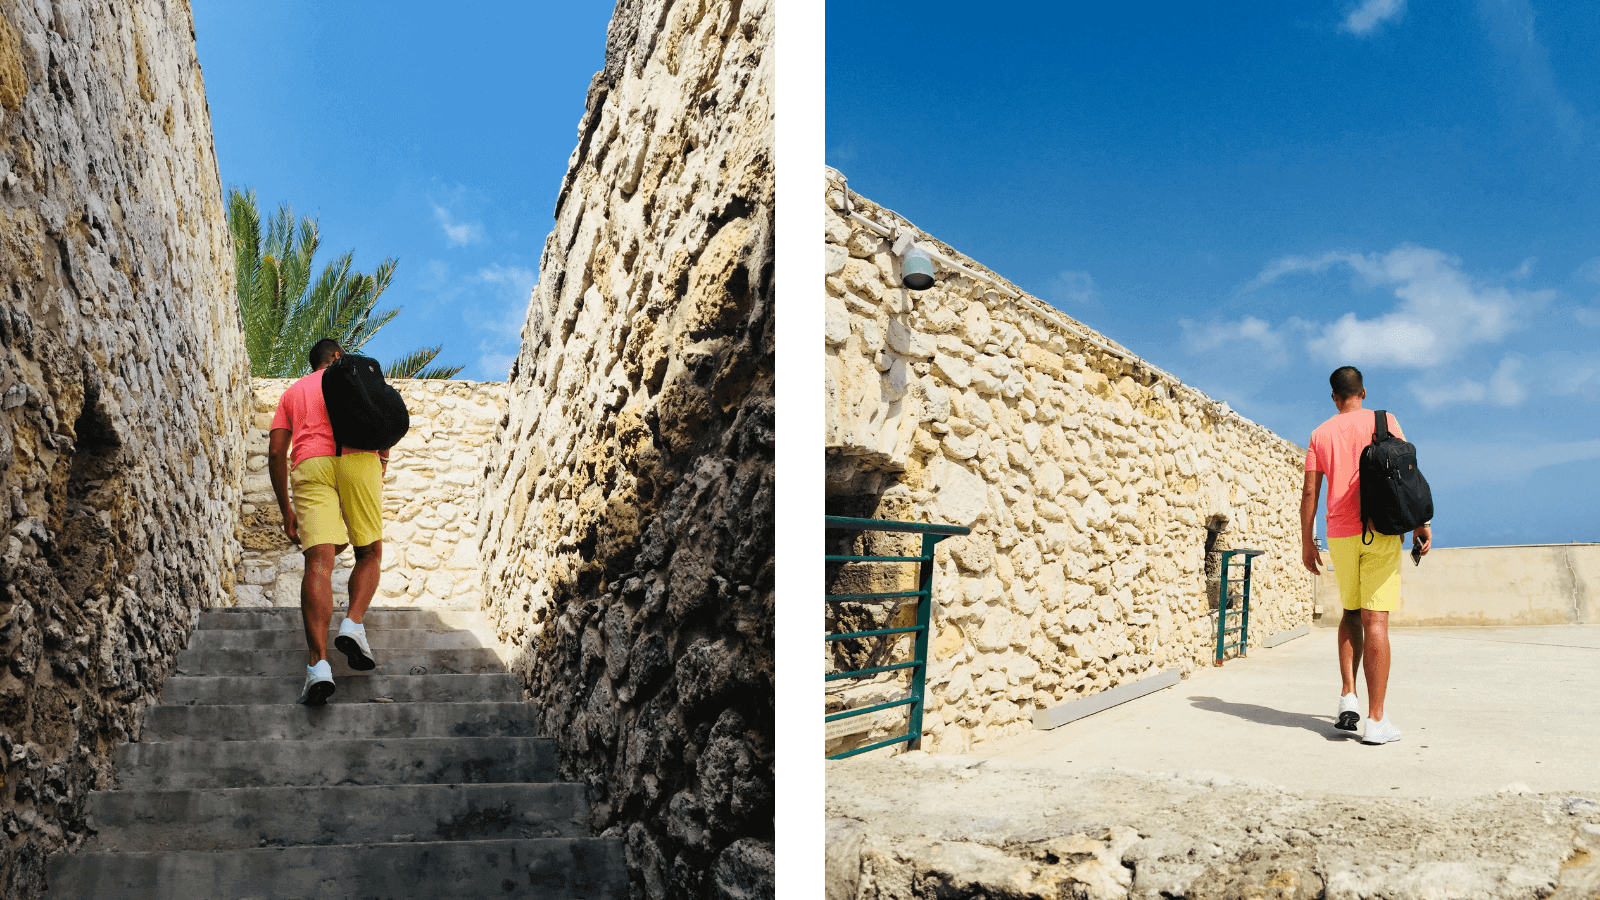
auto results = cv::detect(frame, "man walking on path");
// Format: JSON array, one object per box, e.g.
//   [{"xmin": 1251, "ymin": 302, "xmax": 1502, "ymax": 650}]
[
  {"xmin": 268, "ymin": 339, "xmax": 386, "ymax": 705},
  {"xmin": 1300, "ymin": 366, "xmax": 1430, "ymax": 745}
]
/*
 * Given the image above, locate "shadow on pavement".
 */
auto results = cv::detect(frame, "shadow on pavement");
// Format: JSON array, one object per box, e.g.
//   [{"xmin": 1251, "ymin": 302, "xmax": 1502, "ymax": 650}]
[{"xmin": 1187, "ymin": 696, "xmax": 1354, "ymax": 742}]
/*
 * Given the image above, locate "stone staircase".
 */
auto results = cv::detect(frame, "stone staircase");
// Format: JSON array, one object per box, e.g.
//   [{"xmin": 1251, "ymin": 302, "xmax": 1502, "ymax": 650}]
[{"xmin": 46, "ymin": 607, "xmax": 626, "ymax": 899}]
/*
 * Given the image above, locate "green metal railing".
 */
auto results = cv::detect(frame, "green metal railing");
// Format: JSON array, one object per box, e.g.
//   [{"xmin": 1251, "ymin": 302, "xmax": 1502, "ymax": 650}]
[
  {"xmin": 1214, "ymin": 548, "xmax": 1265, "ymax": 666},
  {"xmin": 824, "ymin": 516, "xmax": 969, "ymax": 759}
]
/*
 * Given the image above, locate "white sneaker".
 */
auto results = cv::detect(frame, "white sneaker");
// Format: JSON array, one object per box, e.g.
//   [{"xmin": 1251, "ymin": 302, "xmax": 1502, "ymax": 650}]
[
  {"xmin": 1335, "ymin": 694, "xmax": 1360, "ymax": 732},
  {"xmin": 1362, "ymin": 716, "xmax": 1402, "ymax": 745},
  {"xmin": 334, "ymin": 619, "xmax": 376, "ymax": 671},
  {"xmin": 299, "ymin": 660, "xmax": 335, "ymax": 706}
]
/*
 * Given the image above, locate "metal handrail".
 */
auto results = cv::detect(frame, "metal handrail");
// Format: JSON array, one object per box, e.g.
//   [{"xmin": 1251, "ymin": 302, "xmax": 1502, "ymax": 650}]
[
  {"xmin": 1214, "ymin": 549, "xmax": 1265, "ymax": 666},
  {"xmin": 824, "ymin": 516, "xmax": 970, "ymax": 759}
]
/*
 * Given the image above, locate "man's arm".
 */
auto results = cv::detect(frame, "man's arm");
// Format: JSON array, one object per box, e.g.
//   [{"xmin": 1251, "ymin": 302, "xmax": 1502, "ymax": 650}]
[
  {"xmin": 268, "ymin": 428, "xmax": 298, "ymax": 544},
  {"xmin": 1300, "ymin": 470, "xmax": 1323, "ymax": 574}
]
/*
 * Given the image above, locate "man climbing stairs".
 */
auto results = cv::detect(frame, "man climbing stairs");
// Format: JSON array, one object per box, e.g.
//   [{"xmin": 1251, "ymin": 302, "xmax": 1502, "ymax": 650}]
[{"xmin": 46, "ymin": 607, "xmax": 626, "ymax": 899}]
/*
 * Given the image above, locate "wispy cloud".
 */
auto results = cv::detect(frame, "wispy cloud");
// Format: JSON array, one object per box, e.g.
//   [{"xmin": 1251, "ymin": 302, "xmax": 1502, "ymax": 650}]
[
  {"xmin": 1576, "ymin": 257, "xmax": 1600, "ymax": 284},
  {"xmin": 1477, "ymin": 0, "xmax": 1582, "ymax": 144},
  {"xmin": 1180, "ymin": 316, "xmax": 1299, "ymax": 368},
  {"xmin": 1050, "ymin": 270, "xmax": 1098, "ymax": 304},
  {"xmin": 1410, "ymin": 356, "xmax": 1527, "ymax": 411},
  {"xmin": 432, "ymin": 204, "xmax": 485, "ymax": 247},
  {"xmin": 476, "ymin": 263, "xmax": 538, "ymax": 296},
  {"xmin": 1539, "ymin": 349, "xmax": 1600, "ymax": 401},
  {"xmin": 470, "ymin": 264, "xmax": 538, "ymax": 380},
  {"xmin": 1342, "ymin": 0, "xmax": 1406, "ymax": 35},
  {"xmin": 1249, "ymin": 245, "xmax": 1549, "ymax": 368}
]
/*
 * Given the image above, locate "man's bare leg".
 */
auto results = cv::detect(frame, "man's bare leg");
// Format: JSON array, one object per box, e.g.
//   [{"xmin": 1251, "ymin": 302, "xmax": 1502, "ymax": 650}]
[
  {"xmin": 1338, "ymin": 608, "xmax": 1364, "ymax": 696},
  {"xmin": 301, "ymin": 544, "xmax": 338, "ymax": 666},
  {"xmin": 348, "ymin": 541, "xmax": 382, "ymax": 624},
  {"xmin": 1361, "ymin": 609, "xmax": 1391, "ymax": 721}
]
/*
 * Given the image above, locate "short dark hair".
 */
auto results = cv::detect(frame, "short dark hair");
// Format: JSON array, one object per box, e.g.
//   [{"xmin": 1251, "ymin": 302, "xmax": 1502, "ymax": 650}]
[
  {"xmin": 1330, "ymin": 366, "xmax": 1364, "ymax": 400},
  {"xmin": 309, "ymin": 338, "xmax": 343, "ymax": 370}
]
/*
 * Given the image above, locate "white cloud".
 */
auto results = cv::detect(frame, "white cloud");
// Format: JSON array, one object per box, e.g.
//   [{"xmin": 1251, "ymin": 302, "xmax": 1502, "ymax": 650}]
[
  {"xmin": 1181, "ymin": 316, "xmax": 1293, "ymax": 367},
  {"xmin": 1051, "ymin": 270, "xmax": 1098, "ymax": 304},
  {"xmin": 1539, "ymin": 349, "xmax": 1600, "ymax": 401},
  {"xmin": 1575, "ymin": 307, "xmax": 1600, "ymax": 328},
  {"xmin": 1576, "ymin": 257, "xmax": 1600, "ymax": 284},
  {"xmin": 475, "ymin": 342, "xmax": 516, "ymax": 382},
  {"xmin": 1342, "ymin": 0, "xmax": 1405, "ymax": 35},
  {"xmin": 1252, "ymin": 245, "xmax": 1548, "ymax": 368},
  {"xmin": 1488, "ymin": 356, "xmax": 1527, "ymax": 406},
  {"xmin": 1410, "ymin": 378, "xmax": 1487, "ymax": 411},
  {"xmin": 432, "ymin": 204, "xmax": 484, "ymax": 247},
  {"xmin": 476, "ymin": 264, "xmax": 538, "ymax": 296}
]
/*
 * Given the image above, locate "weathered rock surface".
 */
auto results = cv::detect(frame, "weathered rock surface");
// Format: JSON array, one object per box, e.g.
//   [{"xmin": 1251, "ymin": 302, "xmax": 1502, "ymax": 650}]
[
  {"xmin": 477, "ymin": 1, "xmax": 773, "ymax": 898},
  {"xmin": 0, "ymin": 1, "xmax": 248, "ymax": 896},
  {"xmin": 828, "ymin": 755, "xmax": 1600, "ymax": 900},
  {"xmin": 824, "ymin": 169, "xmax": 1313, "ymax": 756},
  {"xmin": 236, "ymin": 378, "xmax": 507, "ymax": 610}
]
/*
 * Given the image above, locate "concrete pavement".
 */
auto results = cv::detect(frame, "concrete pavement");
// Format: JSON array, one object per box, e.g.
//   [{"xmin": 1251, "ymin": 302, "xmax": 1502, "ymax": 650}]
[{"xmin": 977, "ymin": 624, "xmax": 1600, "ymax": 799}]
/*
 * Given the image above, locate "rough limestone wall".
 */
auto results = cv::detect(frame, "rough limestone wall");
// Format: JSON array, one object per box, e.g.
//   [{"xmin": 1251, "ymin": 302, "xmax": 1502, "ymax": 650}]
[
  {"xmin": 476, "ymin": 1, "xmax": 773, "ymax": 897},
  {"xmin": 0, "ymin": 3, "xmax": 248, "ymax": 896},
  {"xmin": 824, "ymin": 169, "xmax": 1312, "ymax": 756},
  {"xmin": 235, "ymin": 378, "xmax": 507, "ymax": 610}
]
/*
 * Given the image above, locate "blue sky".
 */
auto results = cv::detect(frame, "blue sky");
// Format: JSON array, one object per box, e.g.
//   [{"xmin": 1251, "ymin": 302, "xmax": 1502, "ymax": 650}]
[
  {"xmin": 828, "ymin": 1, "xmax": 1600, "ymax": 547},
  {"xmin": 192, "ymin": 2, "xmax": 613, "ymax": 381}
]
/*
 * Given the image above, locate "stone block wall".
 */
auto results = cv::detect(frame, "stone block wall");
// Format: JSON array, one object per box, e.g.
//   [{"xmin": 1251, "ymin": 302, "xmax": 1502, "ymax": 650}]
[
  {"xmin": 476, "ymin": 1, "xmax": 773, "ymax": 897},
  {"xmin": 0, "ymin": 2, "xmax": 249, "ymax": 895},
  {"xmin": 824, "ymin": 168, "xmax": 1313, "ymax": 756},
  {"xmin": 234, "ymin": 378, "xmax": 507, "ymax": 610}
]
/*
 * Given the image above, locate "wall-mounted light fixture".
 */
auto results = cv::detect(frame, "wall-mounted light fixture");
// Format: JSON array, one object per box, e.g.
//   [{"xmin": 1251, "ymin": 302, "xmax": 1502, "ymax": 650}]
[{"xmin": 891, "ymin": 230, "xmax": 935, "ymax": 291}]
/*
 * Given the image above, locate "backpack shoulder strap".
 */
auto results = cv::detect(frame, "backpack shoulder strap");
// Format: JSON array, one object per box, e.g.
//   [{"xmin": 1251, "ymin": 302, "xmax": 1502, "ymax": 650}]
[{"xmin": 1372, "ymin": 409, "xmax": 1389, "ymax": 442}]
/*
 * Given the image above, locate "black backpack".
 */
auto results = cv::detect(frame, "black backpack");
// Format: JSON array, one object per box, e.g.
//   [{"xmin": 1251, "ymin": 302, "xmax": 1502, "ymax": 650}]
[
  {"xmin": 1358, "ymin": 409, "xmax": 1433, "ymax": 541},
  {"xmin": 321, "ymin": 354, "xmax": 410, "ymax": 455}
]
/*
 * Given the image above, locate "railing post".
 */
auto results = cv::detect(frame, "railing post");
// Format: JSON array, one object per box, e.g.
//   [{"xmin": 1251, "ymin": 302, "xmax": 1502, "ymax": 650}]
[
  {"xmin": 907, "ymin": 532, "xmax": 938, "ymax": 749},
  {"xmin": 1240, "ymin": 556, "xmax": 1253, "ymax": 656},
  {"xmin": 1214, "ymin": 551, "xmax": 1230, "ymax": 666}
]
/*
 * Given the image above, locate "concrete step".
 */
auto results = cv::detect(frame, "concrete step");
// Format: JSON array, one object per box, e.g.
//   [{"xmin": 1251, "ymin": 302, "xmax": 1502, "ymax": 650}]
[
  {"xmin": 143, "ymin": 702, "xmax": 539, "ymax": 742},
  {"xmin": 187, "ymin": 627, "xmax": 493, "ymax": 652},
  {"xmin": 160, "ymin": 673, "xmax": 523, "ymax": 705},
  {"xmin": 198, "ymin": 607, "xmax": 491, "ymax": 632},
  {"xmin": 115, "ymin": 737, "xmax": 559, "ymax": 789},
  {"xmin": 45, "ymin": 837, "xmax": 627, "ymax": 899},
  {"xmin": 173, "ymin": 646, "xmax": 506, "ymax": 677},
  {"xmin": 86, "ymin": 783, "xmax": 588, "ymax": 851}
]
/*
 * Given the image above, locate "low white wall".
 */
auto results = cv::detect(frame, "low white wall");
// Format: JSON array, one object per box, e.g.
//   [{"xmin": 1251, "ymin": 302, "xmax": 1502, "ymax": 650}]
[{"xmin": 1313, "ymin": 544, "xmax": 1600, "ymax": 626}]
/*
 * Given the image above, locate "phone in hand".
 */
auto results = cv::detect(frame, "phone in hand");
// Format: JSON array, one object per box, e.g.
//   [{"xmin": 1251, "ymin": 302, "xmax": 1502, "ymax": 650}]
[{"xmin": 1411, "ymin": 544, "xmax": 1423, "ymax": 566}]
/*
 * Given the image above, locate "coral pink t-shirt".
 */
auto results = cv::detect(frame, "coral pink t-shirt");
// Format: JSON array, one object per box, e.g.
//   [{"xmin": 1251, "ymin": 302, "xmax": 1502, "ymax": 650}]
[
  {"xmin": 1305, "ymin": 408, "xmax": 1405, "ymax": 539},
  {"xmin": 269, "ymin": 369, "xmax": 374, "ymax": 468}
]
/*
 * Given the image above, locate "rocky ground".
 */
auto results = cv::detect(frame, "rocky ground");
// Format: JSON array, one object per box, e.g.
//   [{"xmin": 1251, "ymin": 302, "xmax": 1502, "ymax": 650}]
[{"xmin": 827, "ymin": 754, "xmax": 1600, "ymax": 900}]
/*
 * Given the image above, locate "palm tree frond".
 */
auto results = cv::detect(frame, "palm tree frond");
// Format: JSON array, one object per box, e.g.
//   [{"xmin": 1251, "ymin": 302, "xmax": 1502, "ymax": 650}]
[
  {"xmin": 227, "ymin": 190, "xmax": 457, "ymax": 380},
  {"xmin": 414, "ymin": 363, "xmax": 465, "ymax": 379},
  {"xmin": 384, "ymin": 345, "xmax": 444, "ymax": 379}
]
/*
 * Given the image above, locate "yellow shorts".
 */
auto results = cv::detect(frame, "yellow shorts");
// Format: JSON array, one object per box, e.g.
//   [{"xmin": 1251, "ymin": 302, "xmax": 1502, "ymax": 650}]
[
  {"xmin": 289, "ymin": 454, "xmax": 384, "ymax": 550},
  {"xmin": 1327, "ymin": 533, "xmax": 1401, "ymax": 612}
]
